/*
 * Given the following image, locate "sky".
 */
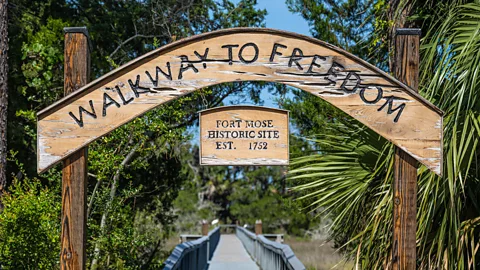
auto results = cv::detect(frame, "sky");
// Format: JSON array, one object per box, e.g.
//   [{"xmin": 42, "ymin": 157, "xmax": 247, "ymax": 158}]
[
  {"xmin": 242, "ymin": 0, "xmax": 311, "ymax": 36},
  {"xmin": 189, "ymin": 1, "xmax": 310, "ymax": 141},
  {"xmin": 225, "ymin": 0, "xmax": 311, "ymax": 107}
]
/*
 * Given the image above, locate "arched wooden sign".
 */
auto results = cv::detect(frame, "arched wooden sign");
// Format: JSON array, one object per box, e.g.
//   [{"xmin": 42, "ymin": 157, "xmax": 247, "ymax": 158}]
[{"xmin": 37, "ymin": 28, "xmax": 443, "ymax": 175}]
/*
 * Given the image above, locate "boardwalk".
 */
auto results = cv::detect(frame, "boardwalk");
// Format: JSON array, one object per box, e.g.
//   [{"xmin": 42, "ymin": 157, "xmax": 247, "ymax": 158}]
[{"xmin": 208, "ymin": 234, "xmax": 259, "ymax": 270}]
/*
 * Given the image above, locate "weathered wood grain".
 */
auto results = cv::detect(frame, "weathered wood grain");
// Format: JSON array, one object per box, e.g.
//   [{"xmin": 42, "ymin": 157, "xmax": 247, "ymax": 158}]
[
  {"xmin": 60, "ymin": 29, "xmax": 90, "ymax": 270},
  {"xmin": 392, "ymin": 28, "xmax": 420, "ymax": 270},
  {"xmin": 37, "ymin": 28, "xmax": 443, "ymax": 175},
  {"xmin": 199, "ymin": 106, "xmax": 289, "ymax": 166}
]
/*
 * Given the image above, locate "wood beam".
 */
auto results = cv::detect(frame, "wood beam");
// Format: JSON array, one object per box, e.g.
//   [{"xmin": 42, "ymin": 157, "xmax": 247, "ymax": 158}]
[
  {"xmin": 60, "ymin": 27, "xmax": 91, "ymax": 270},
  {"xmin": 392, "ymin": 28, "xmax": 420, "ymax": 270}
]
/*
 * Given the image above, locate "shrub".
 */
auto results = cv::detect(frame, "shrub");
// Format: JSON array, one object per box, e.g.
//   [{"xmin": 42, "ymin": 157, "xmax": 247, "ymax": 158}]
[{"xmin": 0, "ymin": 178, "xmax": 61, "ymax": 269}]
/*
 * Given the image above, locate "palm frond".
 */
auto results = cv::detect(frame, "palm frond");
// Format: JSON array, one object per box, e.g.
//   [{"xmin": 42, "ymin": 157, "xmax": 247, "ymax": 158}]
[{"xmin": 290, "ymin": 3, "xmax": 480, "ymax": 269}]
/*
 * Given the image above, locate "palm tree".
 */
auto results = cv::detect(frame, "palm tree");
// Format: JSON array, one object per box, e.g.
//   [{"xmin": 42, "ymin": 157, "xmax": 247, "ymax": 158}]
[{"xmin": 289, "ymin": 3, "xmax": 480, "ymax": 269}]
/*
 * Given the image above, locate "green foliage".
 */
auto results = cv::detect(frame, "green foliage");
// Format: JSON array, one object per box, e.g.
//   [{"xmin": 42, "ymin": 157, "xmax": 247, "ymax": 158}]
[
  {"xmin": 15, "ymin": 18, "xmax": 67, "ymax": 151},
  {"xmin": 286, "ymin": 0, "xmax": 378, "ymax": 61},
  {"xmin": 21, "ymin": 18, "xmax": 66, "ymax": 103},
  {"xmin": 289, "ymin": 121, "xmax": 393, "ymax": 267},
  {"xmin": 173, "ymin": 143, "xmax": 318, "ymax": 236},
  {"xmin": 8, "ymin": 9, "xmax": 70, "ymax": 176},
  {"xmin": 3, "ymin": 0, "xmax": 269, "ymax": 269},
  {"xmin": 229, "ymin": 182, "xmax": 313, "ymax": 235},
  {"xmin": 173, "ymin": 186, "xmax": 220, "ymax": 234},
  {"xmin": 416, "ymin": 3, "xmax": 480, "ymax": 268},
  {"xmin": 288, "ymin": 1, "xmax": 480, "ymax": 269},
  {"xmin": 0, "ymin": 177, "xmax": 61, "ymax": 269},
  {"xmin": 73, "ymin": 0, "xmax": 266, "ymax": 73},
  {"xmin": 283, "ymin": 88, "xmax": 347, "ymax": 138},
  {"xmin": 88, "ymin": 197, "xmax": 169, "ymax": 269}
]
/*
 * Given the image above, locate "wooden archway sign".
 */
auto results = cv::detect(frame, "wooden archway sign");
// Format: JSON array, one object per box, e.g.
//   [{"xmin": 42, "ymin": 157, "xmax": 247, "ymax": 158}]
[
  {"xmin": 38, "ymin": 28, "xmax": 442, "ymax": 270},
  {"xmin": 38, "ymin": 28, "xmax": 442, "ymax": 175}
]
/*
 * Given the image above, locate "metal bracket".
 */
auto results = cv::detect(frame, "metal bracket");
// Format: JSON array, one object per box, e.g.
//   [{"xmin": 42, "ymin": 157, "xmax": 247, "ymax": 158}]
[{"xmin": 396, "ymin": 28, "xmax": 421, "ymax": 36}]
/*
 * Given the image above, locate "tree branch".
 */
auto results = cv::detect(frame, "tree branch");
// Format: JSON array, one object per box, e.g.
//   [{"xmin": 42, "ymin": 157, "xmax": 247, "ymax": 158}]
[
  {"xmin": 109, "ymin": 34, "xmax": 168, "ymax": 59},
  {"xmin": 90, "ymin": 141, "xmax": 141, "ymax": 270}
]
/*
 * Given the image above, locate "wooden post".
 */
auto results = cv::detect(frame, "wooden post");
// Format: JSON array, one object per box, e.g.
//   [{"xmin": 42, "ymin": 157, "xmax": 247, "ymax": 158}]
[
  {"xmin": 392, "ymin": 28, "xmax": 420, "ymax": 270},
  {"xmin": 255, "ymin": 220, "xmax": 262, "ymax": 235},
  {"xmin": 61, "ymin": 27, "xmax": 90, "ymax": 270},
  {"xmin": 201, "ymin": 220, "xmax": 209, "ymax": 236}
]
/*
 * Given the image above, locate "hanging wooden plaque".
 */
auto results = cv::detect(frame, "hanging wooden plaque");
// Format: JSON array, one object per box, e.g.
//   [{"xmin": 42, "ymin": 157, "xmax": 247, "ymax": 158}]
[{"xmin": 199, "ymin": 106, "xmax": 289, "ymax": 166}]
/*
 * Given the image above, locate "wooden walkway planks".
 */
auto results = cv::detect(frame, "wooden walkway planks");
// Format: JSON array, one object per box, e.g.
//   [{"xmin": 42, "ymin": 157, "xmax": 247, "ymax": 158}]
[{"xmin": 208, "ymin": 234, "xmax": 259, "ymax": 270}]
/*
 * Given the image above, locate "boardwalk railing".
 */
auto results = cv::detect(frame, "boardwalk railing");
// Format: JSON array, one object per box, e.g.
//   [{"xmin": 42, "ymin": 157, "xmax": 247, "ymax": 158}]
[
  {"xmin": 163, "ymin": 227, "xmax": 220, "ymax": 270},
  {"xmin": 236, "ymin": 226, "xmax": 306, "ymax": 270}
]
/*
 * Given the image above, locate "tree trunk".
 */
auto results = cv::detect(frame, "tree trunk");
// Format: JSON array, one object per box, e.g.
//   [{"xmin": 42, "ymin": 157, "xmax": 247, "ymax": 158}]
[
  {"xmin": 90, "ymin": 143, "xmax": 140, "ymax": 270},
  {"xmin": 0, "ymin": 0, "xmax": 8, "ymax": 208},
  {"xmin": 388, "ymin": 0, "xmax": 415, "ymax": 71}
]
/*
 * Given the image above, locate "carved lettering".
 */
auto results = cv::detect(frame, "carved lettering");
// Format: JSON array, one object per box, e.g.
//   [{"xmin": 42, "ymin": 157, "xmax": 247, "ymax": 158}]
[
  {"xmin": 146, "ymin": 63, "xmax": 172, "ymax": 84},
  {"xmin": 178, "ymin": 55, "xmax": 199, "ymax": 79},
  {"xmin": 102, "ymin": 93, "xmax": 121, "ymax": 117},
  {"xmin": 194, "ymin": 48, "xmax": 209, "ymax": 69},
  {"xmin": 238, "ymin": 43, "xmax": 259, "ymax": 64},
  {"xmin": 128, "ymin": 75, "xmax": 151, "ymax": 97},
  {"xmin": 114, "ymin": 86, "xmax": 134, "ymax": 105},
  {"xmin": 360, "ymin": 87, "xmax": 383, "ymax": 104},
  {"xmin": 69, "ymin": 100, "xmax": 97, "ymax": 128},
  {"xmin": 378, "ymin": 96, "xmax": 406, "ymax": 123},
  {"xmin": 270, "ymin": 43, "xmax": 287, "ymax": 62},
  {"xmin": 323, "ymin": 62, "xmax": 345, "ymax": 85},
  {"xmin": 221, "ymin": 44, "xmax": 239, "ymax": 65},
  {"xmin": 340, "ymin": 72, "xmax": 361, "ymax": 93},
  {"xmin": 68, "ymin": 43, "xmax": 408, "ymax": 126},
  {"xmin": 307, "ymin": 55, "xmax": 326, "ymax": 73},
  {"xmin": 288, "ymin": 48, "xmax": 304, "ymax": 70}
]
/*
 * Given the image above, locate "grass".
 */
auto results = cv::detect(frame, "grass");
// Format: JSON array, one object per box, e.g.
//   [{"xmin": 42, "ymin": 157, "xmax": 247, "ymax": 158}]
[
  {"xmin": 164, "ymin": 236, "xmax": 181, "ymax": 252},
  {"xmin": 285, "ymin": 237, "xmax": 354, "ymax": 270}
]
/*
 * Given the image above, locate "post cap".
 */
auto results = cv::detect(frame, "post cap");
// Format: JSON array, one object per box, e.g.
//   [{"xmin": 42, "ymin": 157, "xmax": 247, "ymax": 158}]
[
  {"xmin": 64, "ymin": 26, "xmax": 89, "ymax": 36},
  {"xmin": 395, "ymin": 28, "xmax": 421, "ymax": 36},
  {"xmin": 63, "ymin": 27, "xmax": 93, "ymax": 52}
]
